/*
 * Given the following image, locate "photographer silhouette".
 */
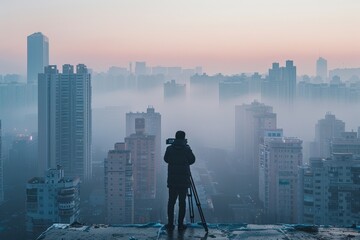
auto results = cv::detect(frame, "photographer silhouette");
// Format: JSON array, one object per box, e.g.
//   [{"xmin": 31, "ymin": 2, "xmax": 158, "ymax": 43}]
[{"xmin": 164, "ymin": 130, "xmax": 195, "ymax": 231}]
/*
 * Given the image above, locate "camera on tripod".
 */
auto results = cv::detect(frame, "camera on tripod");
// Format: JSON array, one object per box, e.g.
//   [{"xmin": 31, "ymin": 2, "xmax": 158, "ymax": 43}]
[{"xmin": 165, "ymin": 138, "xmax": 188, "ymax": 145}]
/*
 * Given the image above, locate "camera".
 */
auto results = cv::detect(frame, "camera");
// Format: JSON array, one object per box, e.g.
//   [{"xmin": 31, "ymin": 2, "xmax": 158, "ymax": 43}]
[{"xmin": 166, "ymin": 138, "xmax": 188, "ymax": 145}]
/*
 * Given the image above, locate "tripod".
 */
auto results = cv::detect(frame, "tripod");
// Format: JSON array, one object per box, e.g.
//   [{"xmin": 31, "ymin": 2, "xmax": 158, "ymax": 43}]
[{"xmin": 187, "ymin": 173, "xmax": 209, "ymax": 232}]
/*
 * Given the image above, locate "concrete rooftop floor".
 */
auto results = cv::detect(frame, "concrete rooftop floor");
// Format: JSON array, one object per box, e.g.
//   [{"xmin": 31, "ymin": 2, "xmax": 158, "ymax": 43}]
[{"xmin": 36, "ymin": 223, "xmax": 360, "ymax": 240}]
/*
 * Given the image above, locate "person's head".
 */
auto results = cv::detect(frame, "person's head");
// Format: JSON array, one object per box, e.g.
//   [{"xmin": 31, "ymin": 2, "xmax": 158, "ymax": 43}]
[{"xmin": 175, "ymin": 130, "xmax": 186, "ymax": 140}]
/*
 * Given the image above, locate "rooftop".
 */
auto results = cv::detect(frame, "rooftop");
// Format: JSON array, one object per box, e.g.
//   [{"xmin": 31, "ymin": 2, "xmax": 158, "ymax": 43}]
[{"xmin": 37, "ymin": 222, "xmax": 360, "ymax": 240}]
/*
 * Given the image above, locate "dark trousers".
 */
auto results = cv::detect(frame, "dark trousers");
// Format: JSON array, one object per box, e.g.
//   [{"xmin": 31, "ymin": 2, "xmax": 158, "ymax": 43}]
[{"xmin": 167, "ymin": 187, "xmax": 188, "ymax": 225}]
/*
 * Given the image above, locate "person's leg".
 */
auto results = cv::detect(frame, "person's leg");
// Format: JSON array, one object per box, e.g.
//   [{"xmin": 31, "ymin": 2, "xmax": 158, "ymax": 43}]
[
  {"xmin": 177, "ymin": 187, "xmax": 188, "ymax": 227},
  {"xmin": 167, "ymin": 187, "xmax": 178, "ymax": 227}
]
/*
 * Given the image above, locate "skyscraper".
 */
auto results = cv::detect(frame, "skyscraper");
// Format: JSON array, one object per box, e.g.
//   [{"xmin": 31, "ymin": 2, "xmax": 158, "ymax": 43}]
[
  {"xmin": 235, "ymin": 101, "xmax": 277, "ymax": 196},
  {"xmin": 38, "ymin": 64, "xmax": 92, "ymax": 180},
  {"xmin": 125, "ymin": 118, "xmax": 156, "ymax": 223},
  {"xmin": 0, "ymin": 120, "xmax": 3, "ymax": 204},
  {"xmin": 104, "ymin": 143, "xmax": 134, "ymax": 224},
  {"xmin": 259, "ymin": 137, "xmax": 303, "ymax": 223},
  {"xmin": 27, "ymin": 32, "xmax": 49, "ymax": 84},
  {"xmin": 316, "ymin": 57, "xmax": 328, "ymax": 82}
]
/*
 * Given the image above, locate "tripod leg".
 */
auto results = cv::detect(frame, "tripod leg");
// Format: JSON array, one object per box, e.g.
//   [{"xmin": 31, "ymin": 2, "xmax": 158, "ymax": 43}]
[
  {"xmin": 190, "ymin": 175, "xmax": 209, "ymax": 232},
  {"xmin": 188, "ymin": 187, "xmax": 195, "ymax": 223}
]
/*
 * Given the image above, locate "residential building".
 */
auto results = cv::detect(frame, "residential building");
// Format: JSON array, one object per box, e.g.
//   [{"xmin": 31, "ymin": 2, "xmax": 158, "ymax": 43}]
[
  {"xmin": 235, "ymin": 101, "xmax": 277, "ymax": 196},
  {"xmin": 313, "ymin": 113, "xmax": 345, "ymax": 158},
  {"xmin": 38, "ymin": 64, "xmax": 92, "ymax": 180},
  {"xmin": 125, "ymin": 118, "xmax": 156, "ymax": 223},
  {"xmin": 26, "ymin": 166, "xmax": 80, "ymax": 238},
  {"xmin": 104, "ymin": 143, "xmax": 134, "ymax": 224},
  {"xmin": 164, "ymin": 80, "xmax": 186, "ymax": 100},
  {"xmin": 302, "ymin": 153, "xmax": 360, "ymax": 225},
  {"xmin": 259, "ymin": 137, "xmax": 303, "ymax": 223}
]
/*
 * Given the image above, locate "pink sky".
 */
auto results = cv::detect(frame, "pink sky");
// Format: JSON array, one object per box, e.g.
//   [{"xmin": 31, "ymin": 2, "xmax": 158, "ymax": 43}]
[{"xmin": 1, "ymin": 0, "xmax": 360, "ymax": 75}]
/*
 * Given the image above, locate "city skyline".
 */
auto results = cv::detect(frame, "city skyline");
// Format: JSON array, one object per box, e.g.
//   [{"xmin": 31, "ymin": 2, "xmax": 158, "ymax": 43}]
[{"xmin": 1, "ymin": 0, "xmax": 360, "ymax": 75}]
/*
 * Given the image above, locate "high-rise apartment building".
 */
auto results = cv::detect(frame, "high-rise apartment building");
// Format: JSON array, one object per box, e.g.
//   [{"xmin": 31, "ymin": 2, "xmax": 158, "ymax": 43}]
[
  {"xmin": 38, "ymin": 64, "xmax": 92, "ymax": 180},
  {"xmin": 259, "ymin": 137, "xmax": 303, "ymax": 223},
  {"xmin": 104, "ymin": 143, "xmax": 134, "ymax": 224},
  {"xmin": 262, "ymin": 61, "xmax": 297, "ymax": 104},
  {"xmin": 26, "ymin": 166, "xmax": 80, "ymax": 238},
  {"xmin": 331, "ymin": 132, "xmax": 360, "ymax": 156},
  {"xmin": 235, "ymin": 101, "xmax": 277, "ymax": 195},
  {"xmin": 302, "ymin": 153, "xmax": 360, "ymax": 225},
  {"xmin": 135, "ymin": 62, "xmax": 147, "ymax": 76},
  {"xmin": 125, "ymin": 118, "xmax": 156, "ymax": 223},
  {"xmin": 164, "ymin": 80, "xmax": 186, "ymax": 100},
  {"xmin": 316, "ymin": 57, "xmax": 328, "ymax": 82},
  {"xmin": 0, "ymin": 120, "xmax": 3, "ymax": 204},
  {"xmin": 27, "ymin": 32, "xmax": 49, "ymax": 84},
  {"xmin": 314, "ymin": 113, "xmax": 345, "ymax": 158}
]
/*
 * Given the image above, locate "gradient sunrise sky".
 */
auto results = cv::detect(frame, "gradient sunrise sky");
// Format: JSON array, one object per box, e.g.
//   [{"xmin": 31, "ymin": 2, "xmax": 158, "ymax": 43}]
[{"xmin": 1, "ymin": 0, "xmax": 359, "ymax": 75}]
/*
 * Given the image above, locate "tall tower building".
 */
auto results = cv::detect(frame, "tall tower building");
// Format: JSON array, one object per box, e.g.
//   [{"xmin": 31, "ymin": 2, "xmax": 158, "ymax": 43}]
[
  {"xmin": 0, "ymin": 120, "xmax": 3, "ymax": 204},
  {"xmin": 316, "ymin": 57, "xmax": 328, "ymax": 82},
  {"xmin": 259, "ymin": 137, "xmax": 303, "ymax": 223},
  {"xmin": 125, "ymin": 118, "xmax": 156, "ymax": 223},
  {"xmin": 104, "ymin": 143, "xmax": 134, "ymax": 224},
  {"xmin": 26, "ymin": 166, "xmax": 80, "ymax": 238},
  {"xmin": 38, "ymin": 64, "xmax": 92, "ymax": 180},
  {"xmin": 27, "ymin": 32, "xmax": 49, "ymax": 84},
  {"xmin": 135, "ymin": 62, "xmax": 146, "ymax": 76},
  {"xmin": 314, "ymin": 113, "xmax": 345, "ymax": 158}
]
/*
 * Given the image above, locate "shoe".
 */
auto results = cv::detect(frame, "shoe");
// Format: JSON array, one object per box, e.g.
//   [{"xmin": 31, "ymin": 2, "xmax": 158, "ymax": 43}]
[
  {"xmin": 178, "ymin": 224, "xmax": 187, "ymax": 231},
  {"xmin": 164, "ymin": 224, "xmax": 175, "ymax": 231}
]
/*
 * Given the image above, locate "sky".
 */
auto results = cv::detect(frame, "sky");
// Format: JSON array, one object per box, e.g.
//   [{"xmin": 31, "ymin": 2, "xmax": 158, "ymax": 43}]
[{"xmin": 1, "ymin": 0, "xmax": 360, "ymax": 75}]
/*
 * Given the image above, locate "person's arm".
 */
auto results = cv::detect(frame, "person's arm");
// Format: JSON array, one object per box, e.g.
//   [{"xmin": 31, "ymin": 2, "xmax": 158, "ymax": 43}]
[
  {"xmin": 164, "ymin": 146, "xmax": 171, "ymax": 163},
  {"xmin": 186, "ymin": 148, "xmax": 195, "ymax": 165}
]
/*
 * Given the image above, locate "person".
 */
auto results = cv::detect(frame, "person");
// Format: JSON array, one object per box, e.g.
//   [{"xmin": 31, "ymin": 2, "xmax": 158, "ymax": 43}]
[{"xmin": 164, "ymin": 130, "xmax": 195, "ymax": 231}]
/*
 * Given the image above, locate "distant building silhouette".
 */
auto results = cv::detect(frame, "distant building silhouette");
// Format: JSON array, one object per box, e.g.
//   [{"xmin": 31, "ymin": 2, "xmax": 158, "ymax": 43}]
[
  {"xmin": 26, "ymin": 166, "xmax": 80, "ymax": 238},
  {"xmin": 27, "ymin": 32, "xmax": 49, "ymax": 84},
  {"xmin": 135, "ymin": 62, "xmax": 147, "ymax": 76},
  {"xmin": 312, "ymin": 113, "xmax": 345, "ymax": 158},
  {"xmin": 164, "ymin": 80, "xmax": 186, "ymax": 100},
  {"xmin": 316, "ymin": 57, "xmax": 328, "ymax": 82},
  {"xmin": 104, "ymin": 143, "xmax": 134, "ymax": 224},
  {"xmin": 38, "ymin": 64, "xmax": 92, "ymax": 180},
  {"xmin": 259, "ymin": 137, "xmax": 303, "ymax": 223},
  {"xmin": 262, "ymin": 61, "xmax": 296, "ymax": 105}
]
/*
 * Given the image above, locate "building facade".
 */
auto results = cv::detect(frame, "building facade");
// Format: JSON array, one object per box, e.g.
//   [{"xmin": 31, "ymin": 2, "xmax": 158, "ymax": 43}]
[
  {"xmin": 259, "ymin": 137, "xmax": 303, "ymax": 223},
  {"xmin": 125, "ymin": 118, "xmax": 156, "ymax": 223},
  {"xmin": 235, "ymin": 101, "xmax": 277, "ymax": 196},
  {"xmin": 27, "ymin": 32, "xmax": 49, "ymax": 84},
  {"xmin": 38, "ymin": 64, "xmax": 92, "ymax": 180},
  {"xmin": 302, "ymin": 154, "xmax": 360, "ymax": 225},
  {"xmin": 26, "ymin": 166, "xmax": 80, "ymax": 237},
  {"xmin": 104, "ymin": 143, "xmax": 134, "ymax": 224}
]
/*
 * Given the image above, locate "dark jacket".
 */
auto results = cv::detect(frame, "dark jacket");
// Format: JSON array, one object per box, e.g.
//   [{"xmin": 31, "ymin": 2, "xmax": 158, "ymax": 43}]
[{"xmin": 164, "ymin": 139, "xmax": 196, "ymax": 188}]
